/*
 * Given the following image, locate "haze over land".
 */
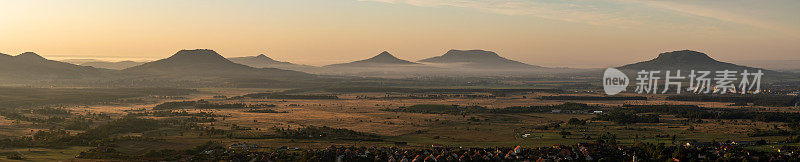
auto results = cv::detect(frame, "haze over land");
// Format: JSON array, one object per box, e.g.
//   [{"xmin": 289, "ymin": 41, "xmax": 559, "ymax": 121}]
[
  {"xmin": 2, "ymin": 1, "xmax": 800, "ymax": 161},
  {"xmin": 3, "ymin": 48, "xmax": 795, "ymax": 88}
]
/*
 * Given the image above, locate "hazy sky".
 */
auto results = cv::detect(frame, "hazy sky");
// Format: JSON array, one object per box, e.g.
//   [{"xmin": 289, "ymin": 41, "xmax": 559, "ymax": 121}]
[{"xmin": 1, "ymin": 0, "xmax": 798, "ymax": 68}]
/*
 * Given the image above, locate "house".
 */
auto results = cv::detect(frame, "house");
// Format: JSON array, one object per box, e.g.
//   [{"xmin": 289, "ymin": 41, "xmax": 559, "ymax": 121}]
[
  {"xmin": 684, "ymin": 141, "xmax": 714, "ymax": 147},
  {"xmin": 229, "ymin": 142, "xmax": 259, "ymax": 149},
  {"xmin": 278, "ymin": 146, "xmax": 301, "ymax": 151},
  {"xmin": 730, "ymin": 141, "xmax": 755, "ymax": 146}
]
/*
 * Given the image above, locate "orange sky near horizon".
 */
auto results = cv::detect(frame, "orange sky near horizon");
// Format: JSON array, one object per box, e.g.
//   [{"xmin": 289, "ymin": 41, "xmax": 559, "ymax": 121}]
[{"xmin": 1, "ymin": 0, "xmax": 798, "ymax": 68}]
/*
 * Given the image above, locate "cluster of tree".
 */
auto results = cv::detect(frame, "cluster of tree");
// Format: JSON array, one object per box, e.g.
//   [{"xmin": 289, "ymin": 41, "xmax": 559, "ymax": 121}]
[
  {"xmin": 182, "ymin": 116, "xmax": 217, "ymax": 123},
  {"xmin": 224, "ymin": 131, "xmax": 272, "ymax": 139},
  {"xmin": 63, "ymin": 117, "xmax": 94, "ymax": 130},
  {"xmin": 152, "ymin": 101, "xmax": 201, "ymax": 110},
  {"xmin": 667, "ymin": 94, "xmax": 797, "ymax": 107},
  {"xmin": 360, "ymin": 95, "xmax": 448, "ymax": 100},
  {"xmin": 593, "ymin": 110, "xmax": 660, "ymax": 124},
  {"xmin": 243, "ymin": 109, "xmax": 287, "ymax": 113},
  {"xmin": 0, "ymin": 113, "xmax": 232, "ymax": 150},
  {"xmin": 532, "ymin": 122, "xmax": 563, "ymax": 130},
  {"xmin": 715, "ymin": 111, "xmax": 800, "ymax": 123},
  {"xmin": 381, "ymin": 104, "xmax": 488, "ymax": 115},
  {"xmin": 31, "ymin": 107, "xmax": 72, "ymax": 116},
  {"xmin": 241, "ymin": 93, "xmax": 339, "ymax": 99},
  {"xmin": 194, "ymin": 103, "xmax": 247, "ymax": 109},
  {"xmin": 491, "ymin": 102, "xmax": 602, "ymax": 114},
  {"xmin": 271, "ymin": 125, "xmax": 382, "ymax": 141},
  {"xmin": 2, "ymin": 110, "xmax": 85, "ymax": 127},
  {"xmin": 748, "ymin": 128, "xmax": 795, "ymax": 137},
  {"xmin": 249, "ymin": 104, "xmax": 277, "ymax": 108},
  {"xmin": 77, "ymin": 141, "xmax": 226, "ymax": 161},
  {"xmin": 621, "ymin": 104, "xmax": 800, "ymax": 123},
  {"xmin": 76, "ymin": 146, "xmax": 138, "ymax": 160},
  {"xmin": 0, "ymin": 116, "xmax": 164, "ymax": 148},
  {"xmin": 382, "ymin": 103, "xmax": 605, "ymax": 115},
  {"xmin": 1, "ymin": 107, "xmax": 111, "ymax": 131},
  {"xmin": 80, "ymin": 116, "xmax": 163, "ymax": 139},
  {"xmin": 128, "ymin": 110, "xmax": 225, "ymax": 117},
  {"xmin": 4, "ymin": 153, "xmax": 24, "ymax": 160},
  {"xmin": 621, "ymin": 104, "xmax": 712, "ymax": 119},
  {"xmin": 366, "ymin": 94, "xmax": 496, "ymax": 100},
  {"xmin": 0, "ymin": 111, "xmax": 44, "ymax": 123},
  {"xmin": 322, "ymin": 87, "xmax": 560, "ymax": 94},
  {"xmin": 542, "ymin": 96, "xmax": 647, "ymax": 101},
  {"xmin": 78, "ymin": 140, "xmax": 796, "ymax": 161},
  {"xmin": 567, "ymin": 118, "xmax": 587, "ymax": 125},
  {"xmin": 0, "ymin": 87, "xmax": 196, "ymax": 108},
  {"xmin": 667, "ymin": 95, "xmax": 756, "ymax": 102},
  {"xmin": 153, "ymin": 100, "xmax": 273, "ymax": 110}
]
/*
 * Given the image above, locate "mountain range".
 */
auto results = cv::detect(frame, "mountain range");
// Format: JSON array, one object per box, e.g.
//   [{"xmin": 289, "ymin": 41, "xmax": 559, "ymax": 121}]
[
  {"xmin": 419, "ymin": 50, "xmax": 541, "ymax": 69},
  {"xmin": 123, "ymin": 49, "xmax": 311, "ymax": 79},
  {"xmin": 325, "ymin": 51, "xmax": 419, "ymax": 67},
  {"xmin": 0, "ymin": 52, "xmax": 108, "ymax": 81},
  {"xmin": 317, "ymin": 51, "xmax": 427, "ymax": 76},
  {"xmin": 619, "ymin": 50, "xmax": 765, "ymax": 72},
  {"xmin": 731, "ymin": 60, "xmax": 800, "ymax": 73},
  {"xmin": 80, "ymin": 61, "xmax": 145, "ymax": 70},
  {"xmin": 228, "ymin": 54, "xmax": 318, "ymax": 73},
  {"xmin": 61, "ymin": 59, "xmax": 147, "ymax": 70},
  {"xmin": 0, "ymin": 49, "xmax": 789, "ymax": 86}
]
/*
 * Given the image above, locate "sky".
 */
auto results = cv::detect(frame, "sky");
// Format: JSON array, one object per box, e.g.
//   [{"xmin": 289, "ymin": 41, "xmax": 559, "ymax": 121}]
[{"xmin": 1, "ymin": 0, "xmax": 798, "ymax": 68}]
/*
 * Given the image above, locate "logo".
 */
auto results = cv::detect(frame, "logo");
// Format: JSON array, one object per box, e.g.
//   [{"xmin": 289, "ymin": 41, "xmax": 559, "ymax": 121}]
[
  {"xmin": 603, "ymin": 68, "xmax": 629, "ymax": 95},
  {"xmin": 602, "ymin": 68, "xmax": 763, "ymax": 95}
]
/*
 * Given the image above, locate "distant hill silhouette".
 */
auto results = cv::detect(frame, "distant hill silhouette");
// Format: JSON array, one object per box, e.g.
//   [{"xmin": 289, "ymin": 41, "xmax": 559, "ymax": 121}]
[
  {"xmin": 61, "ymin": 59, "xmax": 103, "ymax": 65},
  {"xmin": 0, "ymin": 52, "xmax": 108, "ymax": 80},
  {"xmin": 325, "ymin": 51, "xmax": 418, "ymax": 68},
  {"xmin": 229, "ymin": 54, "xmax": 287, "ymax": 65},
  {"xmin": 81, "ymin": 61, "xmax": 145, "ymax": 70},
  {"xmin": 123, "ymin": 49, "xmax": 311, "ymax": 78},
  {"xmin": 619, "ymin": 50, "xmax": 764, "ymax": 72},
  {"xmin": 730, "ymin": 59, "xmax": 800, "ymax": 72},
  {"xmin": 228, "ymin": 54, "xmax": 319, "ymax": 72},
  {"xmin": 418, "ymin": 50, "xmax": 541, "ymax": 69},
  {"xmin": 319, "ymin": 51, "xmax": 432, "ymax": 77}
]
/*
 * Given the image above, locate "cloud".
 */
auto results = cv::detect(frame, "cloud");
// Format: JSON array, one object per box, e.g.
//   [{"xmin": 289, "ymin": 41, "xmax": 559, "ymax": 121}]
[
  {"xmin": 362, "ymin": 0, "xmax": 646, "ymax": 26},
  {"xmin": 625, "ymin": 0, "xmax": 799, "ymax": 37},
  {"xmin": 361, "ymin": 0, "xmax": 799, "ymax": 36}
]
